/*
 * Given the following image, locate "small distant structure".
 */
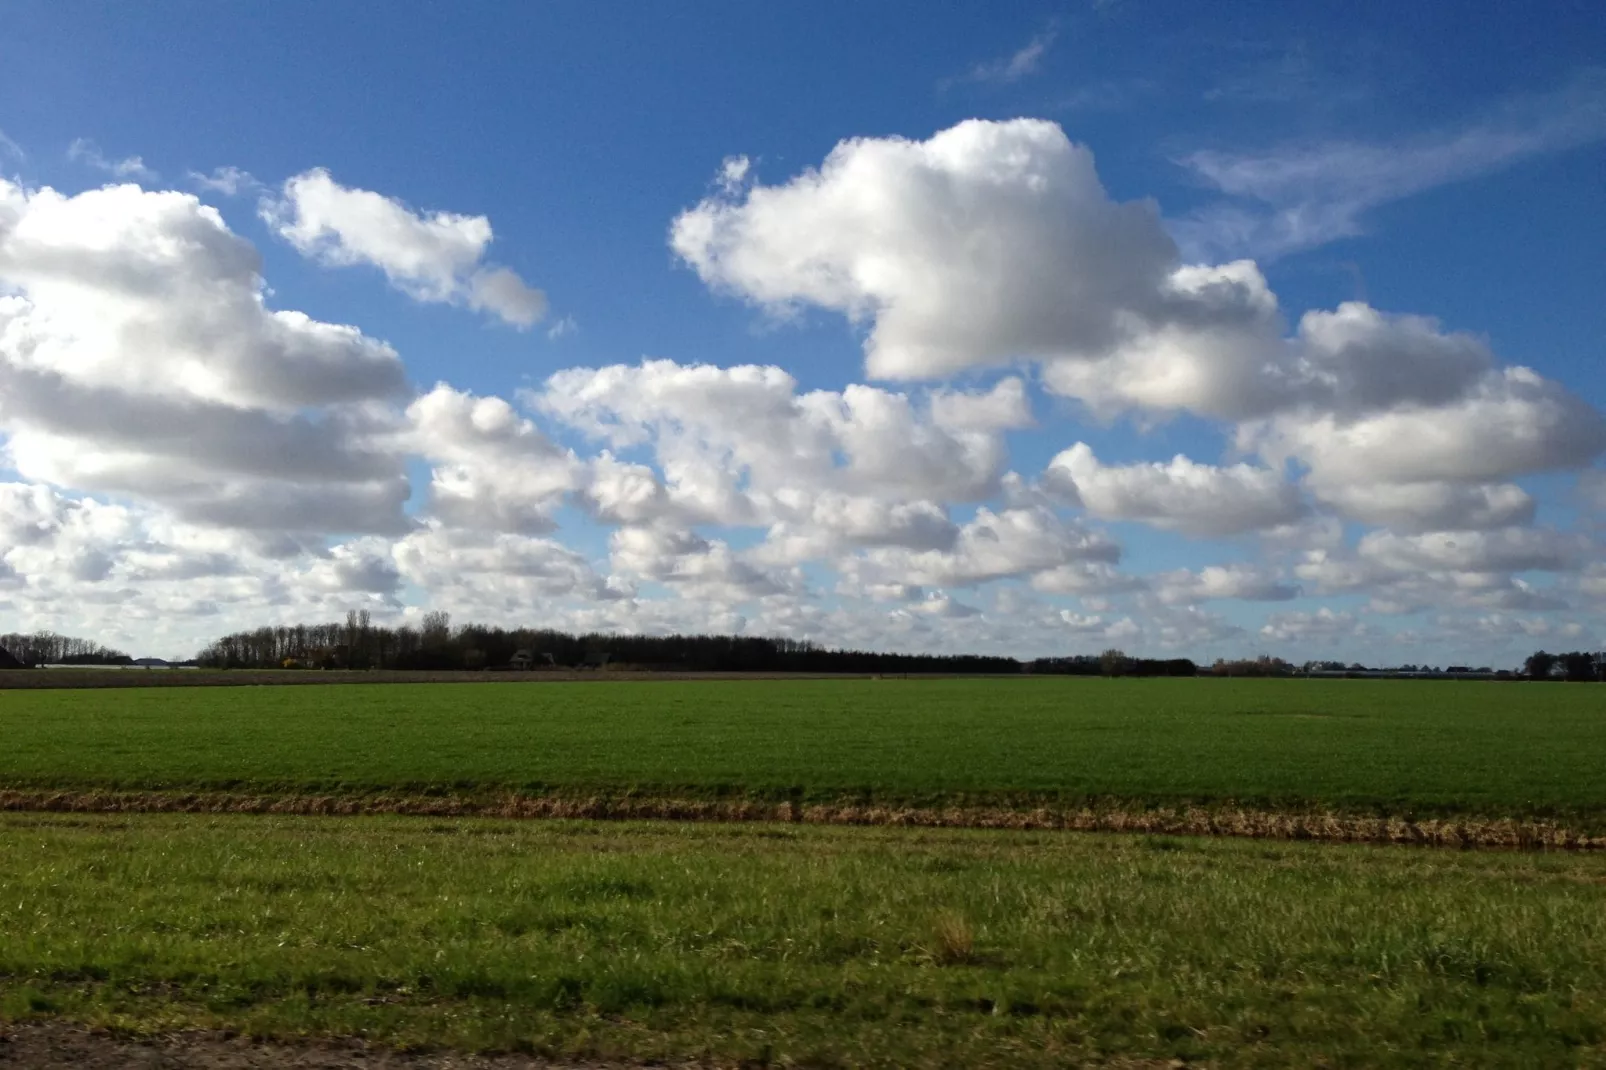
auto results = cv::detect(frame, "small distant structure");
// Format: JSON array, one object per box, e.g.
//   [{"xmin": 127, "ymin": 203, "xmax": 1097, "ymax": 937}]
[
  {"xmin": 132, "ymin": 657, "xmax": 171, "ymax": 669},
  {"xmin": 509, "ymin": 650, "xmax": 560, "ymax": 670},
  {"xmin": 580, "ymin": 650, "xmax": 612, "ymax": 670}
]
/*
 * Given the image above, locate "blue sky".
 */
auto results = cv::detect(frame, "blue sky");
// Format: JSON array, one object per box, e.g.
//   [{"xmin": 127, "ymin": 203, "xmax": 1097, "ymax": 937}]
[{"xmin": 1, "ymin": 1, "xmax": 1603, "ymax": 664}]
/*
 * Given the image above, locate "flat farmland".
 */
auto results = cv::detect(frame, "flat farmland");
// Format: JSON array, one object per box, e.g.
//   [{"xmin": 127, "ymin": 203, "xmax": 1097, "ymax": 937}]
[
  {"xmin": 2, "ymin": 678, "xmax": 1603, "ymax": 828},
  {"xmin": 3, "ymin": 813, "xmax": 1605, "ymax": 1068},
  {"xmin": 4, "ymin": 679, "xmax": 1606, "ymax": 1067}
]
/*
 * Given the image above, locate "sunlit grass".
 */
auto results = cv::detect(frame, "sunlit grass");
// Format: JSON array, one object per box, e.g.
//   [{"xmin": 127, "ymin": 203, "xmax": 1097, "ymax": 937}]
[
  {"xmin": 1, "ymin": 678, "xmax": 1603, "ymax": 824},
  {"xmin": 1, "ymin": 812, "xmax": 1603, "ymax": 1067}
]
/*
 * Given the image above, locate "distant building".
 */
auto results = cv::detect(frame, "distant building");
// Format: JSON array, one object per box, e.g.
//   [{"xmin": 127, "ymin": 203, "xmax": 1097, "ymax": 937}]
[{"xmin": 510, "ymin": 650, "xmax": 535, "ymax": 670}]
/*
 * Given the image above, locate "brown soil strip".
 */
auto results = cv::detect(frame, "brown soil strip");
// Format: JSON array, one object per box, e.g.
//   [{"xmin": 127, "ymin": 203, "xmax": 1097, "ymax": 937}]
[{"xmin": 2, "ymin": 789, "xmax": 1599, "ymax": 850}]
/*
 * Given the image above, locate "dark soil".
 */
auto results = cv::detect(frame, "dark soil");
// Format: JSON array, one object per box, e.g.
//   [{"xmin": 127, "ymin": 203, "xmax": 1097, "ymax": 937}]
[{"xmin": 0, "ymin": 1022, "xmax": 625, "ymax": 1069}]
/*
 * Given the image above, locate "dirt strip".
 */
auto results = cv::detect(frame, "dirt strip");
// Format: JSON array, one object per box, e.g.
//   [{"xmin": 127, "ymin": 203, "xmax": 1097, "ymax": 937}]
[{"xmin": 2, "ymin": 789, "xmax": 1600, "ymax": 850}]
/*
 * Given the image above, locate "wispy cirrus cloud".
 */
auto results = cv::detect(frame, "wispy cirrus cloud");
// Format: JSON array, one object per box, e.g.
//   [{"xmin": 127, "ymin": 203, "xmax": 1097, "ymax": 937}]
[
  {"xmin": 1175, "ymin": 68, "xmax": 1606, "ymax": 259},
  {"xmin": 67, "ymin": 138, "xmax": 158, "ymax": 181},
  {"xmin": 187, "ymin": 166, "xmax": 265, "ymax": 197},
  {"xmin": 946, "ymin": 24, "xmax": 1058, "ymax": 87}
]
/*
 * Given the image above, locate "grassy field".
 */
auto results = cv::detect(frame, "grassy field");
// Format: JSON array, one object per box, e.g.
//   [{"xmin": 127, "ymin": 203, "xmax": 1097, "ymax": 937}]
[
  {"xmin": 1, "ymin": 678, "xmax": 1603, "ymax": 826},
  {"xmin": 2, "ymin": 812, "xmax": 1603, "ymax": 1068}
]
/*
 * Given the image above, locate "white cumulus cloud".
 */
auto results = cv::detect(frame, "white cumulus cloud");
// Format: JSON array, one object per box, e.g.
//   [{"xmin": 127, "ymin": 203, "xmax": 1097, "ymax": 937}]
[
  {"xmin": 1045, "ymin": 442, "xmax": 1305, "ymax": 536},
  {"xmin": 0, "ymin": 177, "xmax": 411, "ymax": 536},
  {"xmin": 265, "ymin": 168, "xmax": 546, "ymax": 327}
]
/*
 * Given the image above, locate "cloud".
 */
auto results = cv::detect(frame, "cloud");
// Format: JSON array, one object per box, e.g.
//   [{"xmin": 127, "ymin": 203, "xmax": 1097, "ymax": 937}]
[
  {"xmin": 0, "ymin": 129, "xmax": 23, "ymax": 162},
  {"xmin": 546, "ymin": 315, "xmax": 579, "ymax": 340},
  {"xmin": 264, "ymin": 168, "xmax": 546, "ymax": 327},
  {"xmin": 1145, "ymin": 603, "xmax": 1245, "ymax": 648},
  {"xmin": 1260, "ymin": 607, "xmax": 1378, "ymax": 644},
  {"xmin": 393, "ymin": 523, "xmax": 620, "ymax": 610},
  {"xmin": 1154, "ymin": 564, "xmax": 1299, "ymax": 604},
  {"xmin": 535, "ymin": 359, "xmax": 1015, "ymax": 526},
  {"xmin": 1045, "ymin": 442, "xmax": 1305, "ymax": 536},
  {"xmin": 188, "ymin": 166, "xmax": 264, "ymax": 197},
  {"xmin": 1312, "ymin": 481, "xmax": 1535, "ymax": 533},
  {"xmin": 302, "ymin": 539, "xmax": 402, "ymax": 596},
  {"xmin": 849, "ymin": 506, "xmax": 1120, "ymax": 589},
  {"xmin": 1177, "ymin": 69, "xmax": 1606, "ymax": 259},
  {"xmin": 1356, "ymin": 527, "xmax": 1592, "ymax": 575},
  {"xmin": 1463, "ymin": 612, "xmax": 1586, "ymax": 642},
  {"xmin": 67, "ymin": 138, "xmax": 157, "ymax": 181},
  {"xmin": 669, "ymin": 118, "xmax": 1602, "ymax": 512},
  {"xmin": 1036, "ymin": 259, "xmax": 1287, "ymax": 421},
  {"xmin": 757, "ymin": 496, "xmax": 959, "ymax": 565},
  {"xmin": 0, "ymin": 481, "xmax": 412, "ymax": 657},
  {"xmin": 910, "ymin": 591, "xmax": 982, "ymax": 619},
  {"xmin": 1292, "ymin": 547, "xmax": 1568, "ymax": 614},
  {"xmin": 403, "ymin": 384, "xmax": 581, "ymax": 535},
  {"xmin": 3, "ymin": 132, "xmax": 1602, "ymax": 665},
  {"xmin": 611, "ymin": 525, "xmax": 797, "ymax": 605},
  {"xmin": 1030, "ymin": 560, "xmax": 1144, "ymax": 596},
  {"xmin": 950, "ymin": 26, "xmax": 1058, "ymax": 86},
  {"xmin": 0, "ymin": 177, "xmax": 411, "ymax": 536},
  {"xmin": 929, "ymin": 377, "xmax": 1033, "ymax": 433},
  {"xmin": 1581, "ymin": 470, "xmax": 1606, "ymax": 512},
  {"xmin": 671, "ymin": 119, "xmax": 1179, "ymax": 380},
  {"xmin": 1247, "ymin": 365, "xmax": 1606, "ymax": 489}
]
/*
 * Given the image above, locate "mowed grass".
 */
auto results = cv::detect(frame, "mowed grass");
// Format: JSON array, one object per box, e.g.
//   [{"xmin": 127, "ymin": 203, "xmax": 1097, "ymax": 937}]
[
  {"xmin": 2, "ymin": 812, "xmax": 1604, "ymax": 1068},
  {"xmin": 2, "ymin": 678, "xmax": 1604, "ymax": 822}
]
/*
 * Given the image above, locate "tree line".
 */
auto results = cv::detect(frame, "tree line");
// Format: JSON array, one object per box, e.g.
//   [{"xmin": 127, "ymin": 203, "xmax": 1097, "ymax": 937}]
[
  {"xmin": 7, "ymin": 619, "xmax": 1603, "ymax": 680},
  {"xmin": 194, "ymin": 612, "xmax": 1021, "ymax": 675},
  {"xmin": 1026, "ymin": 652, "xmax": 1199, "ymax": 676},
  {"xmin": 1523, "ymin": 651, "xmax": 1606, "ymax": 682},
  {"xmin": 0, "ymin": 631, "xmax": 132, "ymax": 667}
]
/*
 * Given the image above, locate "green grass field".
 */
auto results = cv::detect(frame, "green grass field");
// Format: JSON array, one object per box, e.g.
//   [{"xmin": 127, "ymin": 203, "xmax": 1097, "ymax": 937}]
[
  {"xmin": 5, "ymin": 677, "xmax": 1606, "ymax": 1065},
  {"xmin": 3, "ymin": 812, "xmax": 1604, "ymax": 1068},
  {"xmin": 2, "ymin": 678, "xmax": 1603, "ymax": 823}
]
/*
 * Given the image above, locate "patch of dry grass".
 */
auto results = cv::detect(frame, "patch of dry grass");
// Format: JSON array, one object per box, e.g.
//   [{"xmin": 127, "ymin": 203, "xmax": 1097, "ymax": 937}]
[
  {"xmin": 928, "ymin": 909, "xmax": 975, "ymax": 965},
  {"xmin": 3, "ymin": 788, "xmax": 1602, "ymax": 849}
]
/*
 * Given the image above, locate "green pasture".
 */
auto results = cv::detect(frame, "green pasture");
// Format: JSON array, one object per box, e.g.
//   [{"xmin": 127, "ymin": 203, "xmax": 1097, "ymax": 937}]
[
  {"xmin": 2, "ymin": 812, "xmax": 1603, "ymax": 1067},
  {"xmin": 1, "ymin": 678, "xmax": 1603, "ymax": 821}
]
